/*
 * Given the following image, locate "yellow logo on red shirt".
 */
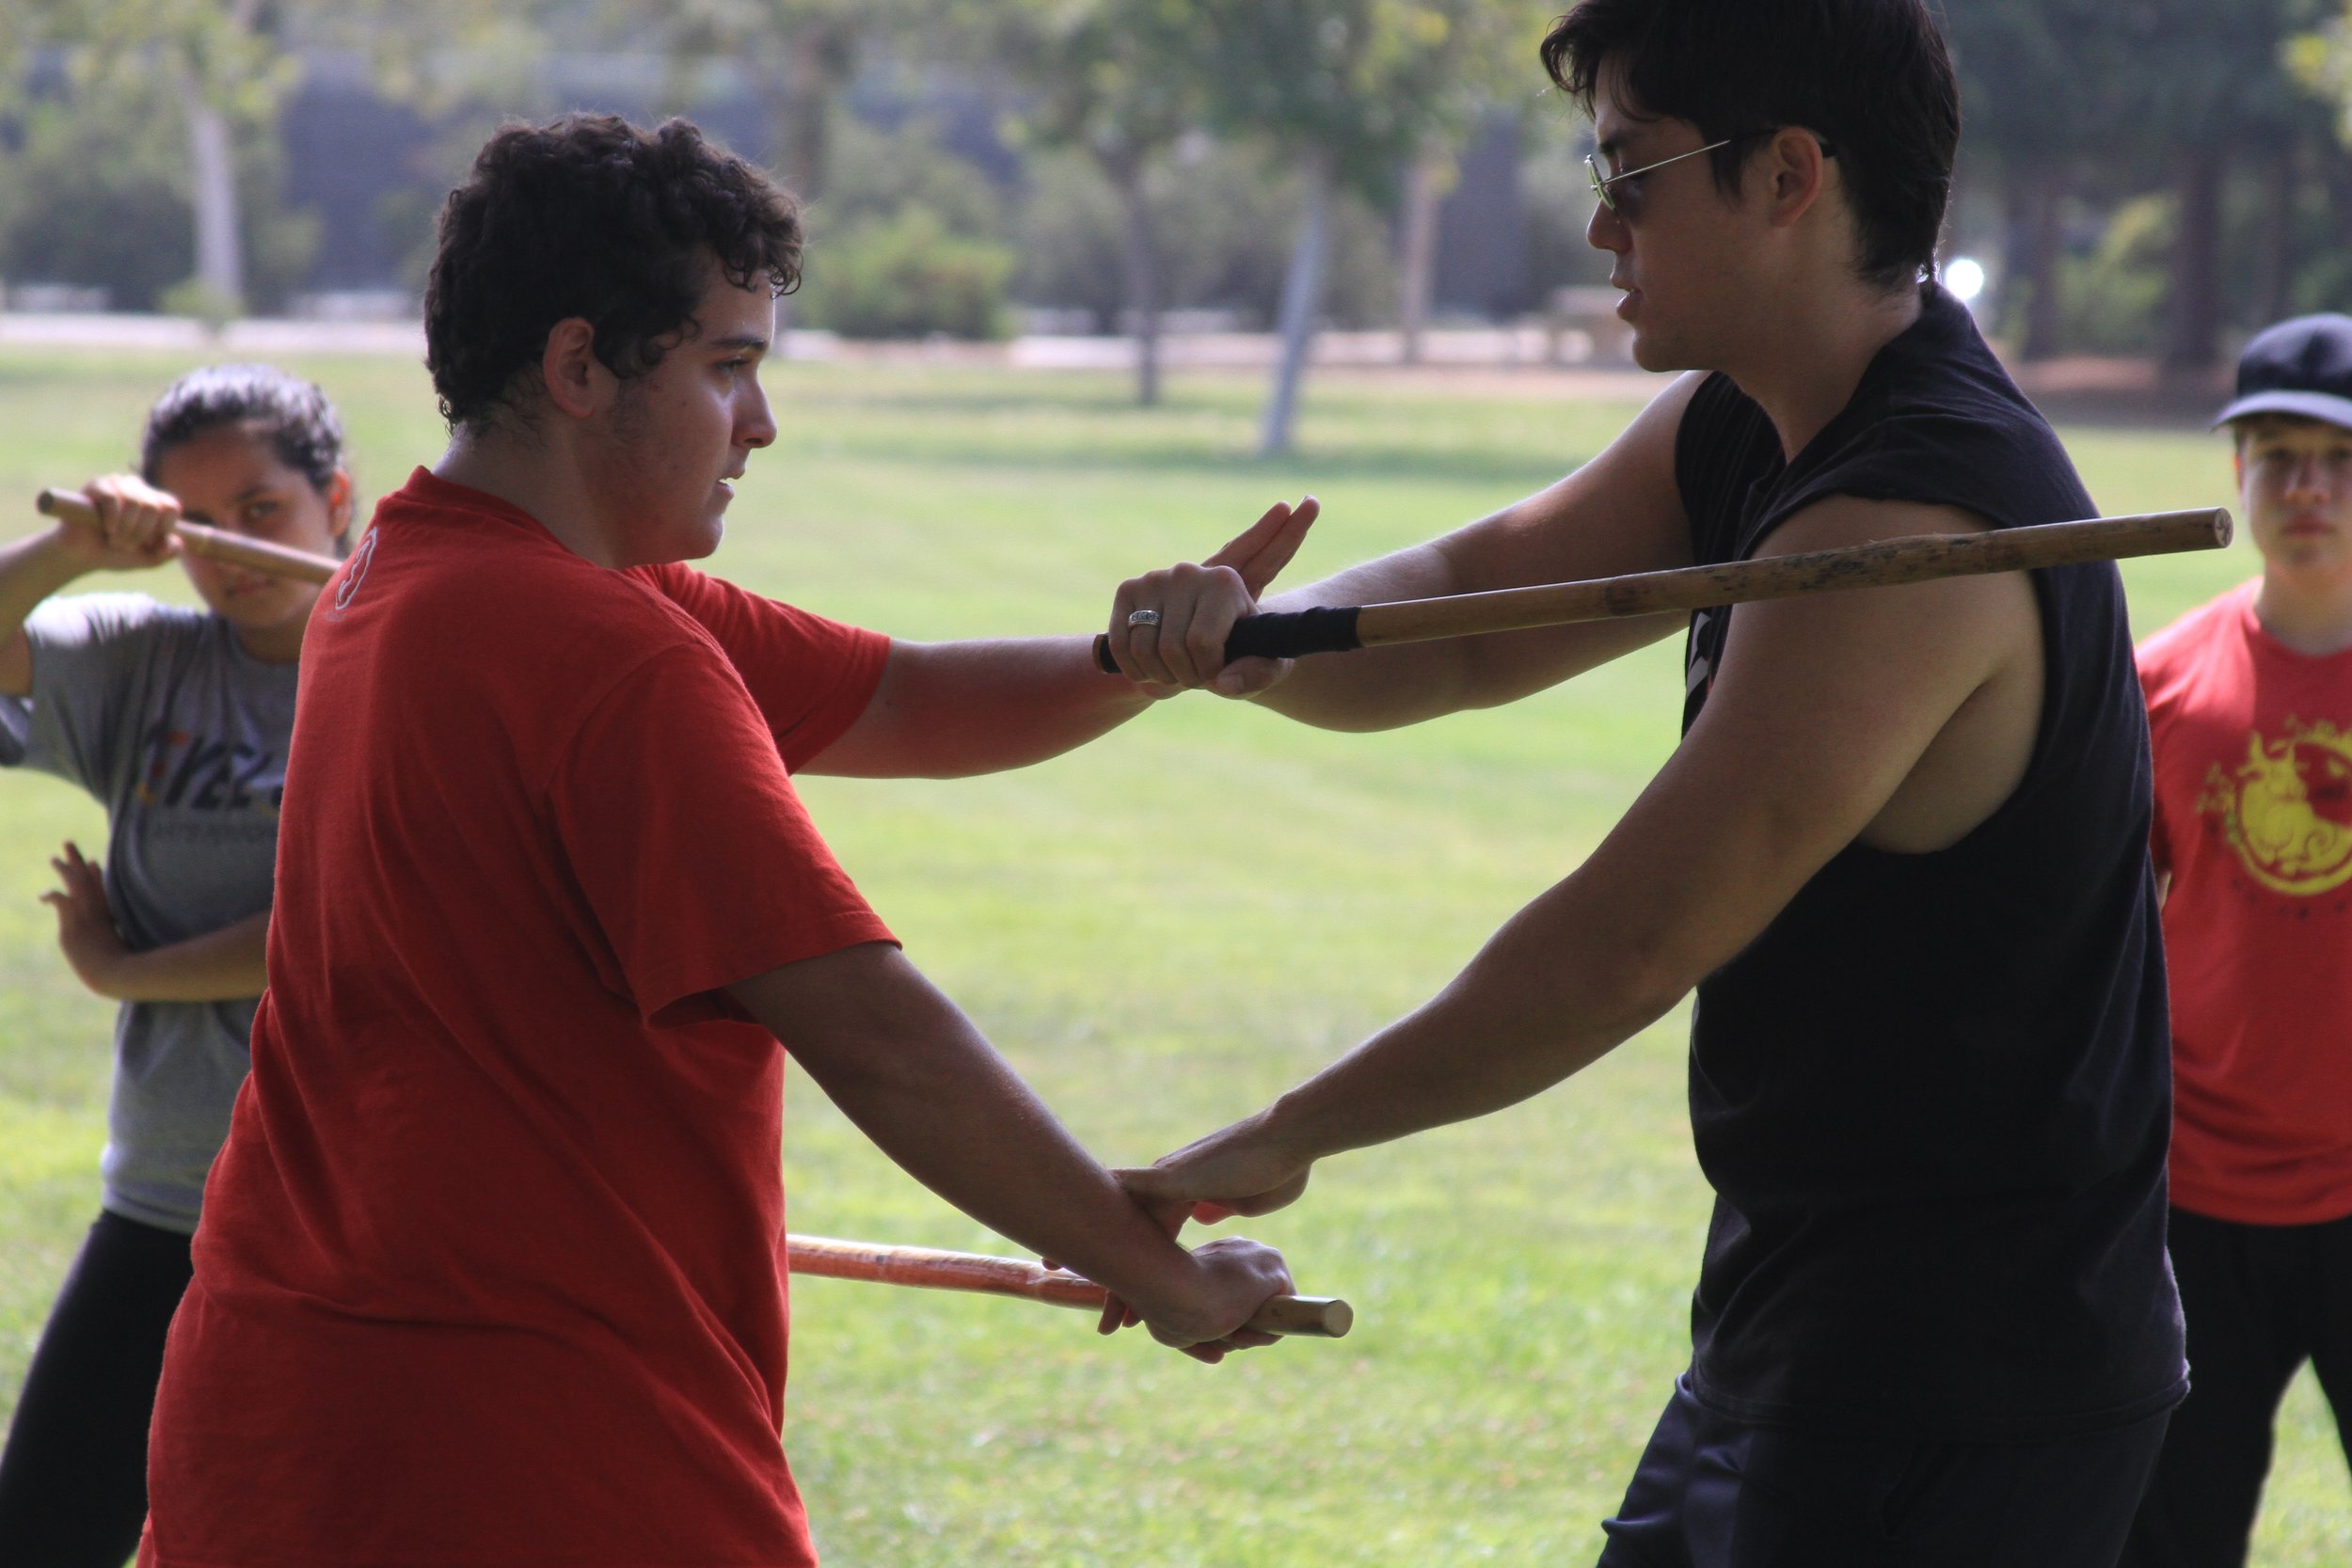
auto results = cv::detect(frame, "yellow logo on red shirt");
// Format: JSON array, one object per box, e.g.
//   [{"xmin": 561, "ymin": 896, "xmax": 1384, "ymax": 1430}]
[{"xmin": 2199, "ymin": 719, "xmax": 2352, "ymax": 895}]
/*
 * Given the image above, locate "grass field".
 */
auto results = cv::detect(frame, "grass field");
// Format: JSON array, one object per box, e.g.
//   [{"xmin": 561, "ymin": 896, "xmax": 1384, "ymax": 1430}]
[{"xmin": 1, "ymin": 347, "xmax": 2344, "ymax": 1565}]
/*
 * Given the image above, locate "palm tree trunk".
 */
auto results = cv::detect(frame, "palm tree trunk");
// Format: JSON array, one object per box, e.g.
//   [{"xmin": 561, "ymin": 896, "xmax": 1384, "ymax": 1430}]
[
  {"xmin": 1110, "ymin": 160, "xmax": 1164, "ymax": 407},
  {"xmin": 179, "ymin": 71, "xmax": 244, "ymax": 322},
  {"xmin": 2257, "ymin": 144, "xmax": 2298, "ymax": 327},
  {"xmin": 2007, "ymin": 162, "xmax": 2065, "ymax": 363},
  {"xmin": 1396, "ymin": 150, "xmax": 1447, "ymax": 366},
  {"xmin": 2162, "ymin": 148, "xmax": 2224, "ymax": 374},
  {"xmin": 1259, "ymin": 151, "xmax": 1334, "ymax": 459}
]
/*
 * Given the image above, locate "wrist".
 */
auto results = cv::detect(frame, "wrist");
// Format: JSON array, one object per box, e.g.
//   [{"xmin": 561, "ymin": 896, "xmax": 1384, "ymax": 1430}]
[
  {"xmin": 1254, "ymin": 1093, "xmax": 1327, "ymax": 1167},
  {"xmin": 77, "ymin": 940, "xmax": 140, "ymax": 1001},
  {"xmin": 27, "ymin": 528, "xmax": 93, "ymax": 585}
]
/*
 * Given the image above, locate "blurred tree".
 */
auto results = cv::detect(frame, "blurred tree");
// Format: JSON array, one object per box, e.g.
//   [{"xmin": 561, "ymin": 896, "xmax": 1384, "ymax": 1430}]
[
  {"xmin": 15, "ymin": 0, "xmax": 298, "ymax": 321},
  {"xmin": 1391, "ymin": 3, "xmax": 1543, "ymax": 365},
  {"xmin": 789, "ymin": 109, "xmax": 1020, "ymax": 339},
  {"xmin": 633, "ymin": 0, "xmax": 879, "ymax": 203},
  {"xmin": 8, "ymin": 0, "xmax": 541, "ymax": 321},
  {"xmin": 1194, "ymin": 0, "xmax": 1509, "ymax": 455},
  {"xmin": 982, "ymin": 0, "xmax": 1215, "ymax": 404},
  {"xmin": 2111, "ymin": 0, "xmax": 2330, "ymax": 372},
  {"xmin": 1944, "ymin": 0, "xmax": 2126, "ymax": 361}
]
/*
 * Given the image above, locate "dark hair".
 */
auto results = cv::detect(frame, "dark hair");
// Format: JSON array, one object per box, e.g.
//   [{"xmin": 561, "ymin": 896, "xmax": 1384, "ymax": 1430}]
[
  {"xmin": 141, "ymin": 363, "xmax": 347, "ymax": 495},
  {"xmin": 424, "ymin": 114, "xmax": 803, "ymax": 431},
  {"xmin": 1542, "ymin": 0, "xmax": 1959, "ymax": 290}
]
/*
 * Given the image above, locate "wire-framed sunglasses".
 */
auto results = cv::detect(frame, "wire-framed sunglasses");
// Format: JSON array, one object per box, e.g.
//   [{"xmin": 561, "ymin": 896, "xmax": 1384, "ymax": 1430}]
[
  {"xmin": 1585, "ymin": 132, "xmax": 1836, "ymax": 214},
  {"xmin": 1585, "ymin": 139, "xmax": 1734, "ymax": 213}
]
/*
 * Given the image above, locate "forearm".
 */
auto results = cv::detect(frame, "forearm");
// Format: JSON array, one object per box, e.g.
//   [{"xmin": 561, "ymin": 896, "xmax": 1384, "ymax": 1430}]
[
  {"xmin": 807, "ymin": 636, "xmax": 1157, "ymax": 778},
  {"xmin": 95, "ymin": 911, "xmax": 271, "ymax": 1003},
  {"xmin": 1247, "ymin": 540, "xmax": 1481, "ymax": 731},
  {"xmin": 1259, "ymin": 878, "xmax": 1687, "ymax": 1164},
  {"xmin": 736, "ymin": 949, "xmax": 1197, "ymax": 1307},
  {"xmin": 0, "ymin": 530, "xmax": 87, "ymax": 696}
]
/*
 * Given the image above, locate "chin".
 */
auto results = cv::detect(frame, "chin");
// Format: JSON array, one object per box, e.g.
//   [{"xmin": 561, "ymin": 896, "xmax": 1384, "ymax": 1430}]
[{"xmin": 1629, "ymin": 332, "xmax": 1692, "ymax": 373}]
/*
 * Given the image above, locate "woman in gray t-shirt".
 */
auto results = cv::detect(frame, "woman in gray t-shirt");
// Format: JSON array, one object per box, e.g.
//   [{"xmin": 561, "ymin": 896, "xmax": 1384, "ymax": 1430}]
[{"xmin": 0, "ymin": 365, "xmax": 352, "ymax": 1566}]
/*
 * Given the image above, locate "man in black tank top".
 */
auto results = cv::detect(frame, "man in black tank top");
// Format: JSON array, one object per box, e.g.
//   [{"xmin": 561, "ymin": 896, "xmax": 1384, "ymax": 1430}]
[{"xmin": 1096, "ymin": 2, "xmax": 2184, "ymax": 1562}]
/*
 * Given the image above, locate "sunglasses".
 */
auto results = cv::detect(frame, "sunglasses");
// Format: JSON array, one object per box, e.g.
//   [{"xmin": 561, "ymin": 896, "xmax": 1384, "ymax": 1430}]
[{"xmin": 1585, "ymin": 132, "xmax": 1836, "ymax": 216}]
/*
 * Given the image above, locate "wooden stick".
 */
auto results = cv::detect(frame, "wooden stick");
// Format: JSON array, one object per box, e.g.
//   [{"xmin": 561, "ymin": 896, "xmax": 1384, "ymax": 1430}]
[
  {"xmin": 785, "ymin": 1233, "xmax": 1354, "ymax": 1338},
  {"xmin": 38, "ymin": 487, "xmax": 341, "ymax": 586},
  {"xmin": 1093, "ymin": 507, "xmax": 2233, "ymax": 672}
]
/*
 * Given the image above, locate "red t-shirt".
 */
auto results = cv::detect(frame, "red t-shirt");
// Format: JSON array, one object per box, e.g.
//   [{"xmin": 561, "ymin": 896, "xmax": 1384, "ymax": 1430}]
[
  {"xmin": 142, "ymin": 470, "xmax": 894, "ymax": 1567},
  {"xmin": 2140, "ymin": 581, "xmax": 2352, "ymax": 1226}
]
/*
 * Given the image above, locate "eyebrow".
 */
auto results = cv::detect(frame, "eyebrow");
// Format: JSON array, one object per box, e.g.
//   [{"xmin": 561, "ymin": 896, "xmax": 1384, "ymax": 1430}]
[{"xmin": 708, "ymin": 333, "xmax": 771, "ymax": 356}]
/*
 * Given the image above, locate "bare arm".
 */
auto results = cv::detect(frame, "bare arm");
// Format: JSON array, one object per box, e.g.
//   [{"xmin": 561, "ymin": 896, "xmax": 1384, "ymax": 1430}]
[
  {"xmin": 803, "ymin": 499, "xmax": 1315, "ymax": 778},
  {"xmin": 1101, "ymin": 374, "xmax": 1705, "ymax": 731},
  {"xmin": 0, "ymin": 478, "xmax": 183, "ymax": 698},
  {"xmin": 1119, "ymin": 497, "xmax": 2043, "ymax": 1219},
  {"xmin": 800, "ymin": 635, "xmax": 1152, "ymax": 778},
  {"xmin": 42, "ymin": 842, "xmax": 270, "ymax": 1003},
  {"xmin": 726, "ymin": 942, "xmax": 1294, "ymax": 1358}
]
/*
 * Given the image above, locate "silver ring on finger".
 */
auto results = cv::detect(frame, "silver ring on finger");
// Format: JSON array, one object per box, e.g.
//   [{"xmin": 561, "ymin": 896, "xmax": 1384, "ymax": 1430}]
[{"xmin": 1126, "ymin": 608, "xmax": 1163, "ymax": 627}]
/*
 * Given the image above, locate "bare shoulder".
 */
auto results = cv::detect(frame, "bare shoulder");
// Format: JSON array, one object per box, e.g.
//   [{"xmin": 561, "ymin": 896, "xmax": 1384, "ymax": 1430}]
[
  {"xmin": 1718, "ymin": 494, "xmax": 2043, "ymax": 853},
  {"xmin": 1753, "ymin": 492, "xmax": 2004, "ymax": 555}
]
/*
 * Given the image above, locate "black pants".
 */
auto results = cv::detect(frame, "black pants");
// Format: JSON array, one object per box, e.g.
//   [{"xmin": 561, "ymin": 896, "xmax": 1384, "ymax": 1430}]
[
  {"xmin": 1597, "ymin": 1374, "xmax": 2170, "ymax": 1568},
  {"xmin": 2119, "ymin": 1206, "xmax": 2352, "ymax": 1568},
  {"xmin": 0, "ymin": 1211, "xmax": 194, "ymax": 1568}
]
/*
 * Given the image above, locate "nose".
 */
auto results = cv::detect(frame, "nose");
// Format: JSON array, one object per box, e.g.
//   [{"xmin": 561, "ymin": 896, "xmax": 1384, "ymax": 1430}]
[
  {"xmin": 1587, "ymin": 198, "xmax": 1629, "ymax": 256},
  {"xmin": 2282, "ymin": 453, "xmax": 2333, "ymax": 505},
  {"xmin": 739, "ymin": 377, "xmax": 777, "ymax": 451}
]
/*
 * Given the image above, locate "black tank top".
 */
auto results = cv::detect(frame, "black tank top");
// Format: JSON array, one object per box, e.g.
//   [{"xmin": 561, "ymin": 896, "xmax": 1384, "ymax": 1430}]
[{"xmin": 1672, "ymin": 285, "xmax": 2185, "ymax": 1438}]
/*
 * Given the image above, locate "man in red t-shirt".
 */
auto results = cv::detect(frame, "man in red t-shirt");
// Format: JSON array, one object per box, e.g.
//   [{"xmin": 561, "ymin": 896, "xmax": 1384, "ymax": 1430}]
[
  {"xmin": 137, "ymin": 116, "xmax": 1298, "ymax": 1568},
  {"xmin": 2122, "ymin": 315, "xmax": 2352, "ymax": 1568}
]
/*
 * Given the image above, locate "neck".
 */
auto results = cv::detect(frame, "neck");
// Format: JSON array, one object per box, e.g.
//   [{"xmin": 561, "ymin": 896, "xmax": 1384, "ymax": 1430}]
[
  {"xmin": 1726, "ymin": 277, "xmax": 1924, "ymax": 461},
  {"xmin": 2253, "ymin": 565, "xmax": 2352, "ymax": 656},
  {"xmin": 233, "ymin": 613, "xmax": 310, "ymax": 665},
  {"xmin": 435, "ymin": 422, "xmax": 621, "ymax": 568}
]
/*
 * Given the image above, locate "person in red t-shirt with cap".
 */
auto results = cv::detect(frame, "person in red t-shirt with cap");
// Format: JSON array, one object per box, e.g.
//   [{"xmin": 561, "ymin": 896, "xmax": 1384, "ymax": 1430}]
[
  {"xmin": 135, "ymin": 114, "xmax": 1298, "ymax": 1568},
  {"xmin": 2122, "ymin": 314, "xmax": 2352, "ymax": 1568}
]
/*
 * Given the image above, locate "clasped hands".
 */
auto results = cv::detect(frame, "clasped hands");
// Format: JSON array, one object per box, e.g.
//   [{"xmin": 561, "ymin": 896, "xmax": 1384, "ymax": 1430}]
[
  {"xmin": 1082, "ymin": 1110, "xmax": 1321, "ymax": 1363},
  {"xmin": 1102, "ymin": 496, "xmax": 1320, "ymax": 697}
]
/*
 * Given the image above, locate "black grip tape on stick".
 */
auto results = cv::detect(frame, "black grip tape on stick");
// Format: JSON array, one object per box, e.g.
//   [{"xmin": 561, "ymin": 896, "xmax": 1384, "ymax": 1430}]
[
  {"xmin": 1091, "ymin": 606, "xmax": 1364, "ymax": 675},
  {"xmin": 1224, "ymin": 606, "xmax": 1364, "ymax": 661}
]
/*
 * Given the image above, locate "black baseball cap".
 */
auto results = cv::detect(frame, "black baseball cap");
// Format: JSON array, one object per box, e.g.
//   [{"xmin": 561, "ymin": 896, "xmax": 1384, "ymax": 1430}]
[{"xmin": 2215, "ymin": 313, "xmax": 2352, "ymax": 432}]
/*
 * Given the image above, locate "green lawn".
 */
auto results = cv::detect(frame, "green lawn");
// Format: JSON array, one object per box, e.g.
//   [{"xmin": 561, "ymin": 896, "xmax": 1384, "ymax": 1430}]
[{"xmin": 0, "ymin": 349, "xmax": 2342, "ymax": 1565}]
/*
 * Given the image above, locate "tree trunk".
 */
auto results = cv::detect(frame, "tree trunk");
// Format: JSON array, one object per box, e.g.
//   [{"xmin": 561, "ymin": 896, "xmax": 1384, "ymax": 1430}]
[
  {"xmin": 2162, "ymin": 148, "xmax": 2224, "ymax": 375},
  {"xmin": 2257, "ymin": 143, "xmax": 2298, "ymax": 327},
  {"xmin": 778, "ymin": 30, "xmax": 844, "ymax": 202},
  {"xmin": 180, "ymin": 73, "xmax": 244, "ymax": 323},
  {"xmin": 1109, "ymin": 159, "xmax": 1164, "ymax": 407},
  {"xmin": 2327, "ymin": 143, "xmax": 2352, "ymax": 253},
  {"xmin": 1396, "ymin": 149, "xmax": 1448, "ymax": 366},
  {"xmin": 1259, "ymin": 152, "xmax": 1335, "ymax": 459},
  {"xmin": 2010, "ymin": 163, "xmax": 2066, "ymax": 363}
]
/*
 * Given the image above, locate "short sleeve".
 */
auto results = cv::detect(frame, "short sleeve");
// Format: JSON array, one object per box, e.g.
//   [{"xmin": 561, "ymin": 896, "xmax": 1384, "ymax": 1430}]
[
  {"xmin": 0, "ymin": 593, "xmax": 178, "ymax": 792},
  {"xmin": 548, "ymin": 642, "xmax": 896, "ymax": 1027},
  {"xmin": 638, "ymin": 564, "xmax": 888, "ymax": 771}
]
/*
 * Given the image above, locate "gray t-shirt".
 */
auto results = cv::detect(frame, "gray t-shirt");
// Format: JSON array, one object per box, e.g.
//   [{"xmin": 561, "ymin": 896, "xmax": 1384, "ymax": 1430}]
[{"xmin": 0, "ymin": 593, "xmax": 295, "ymax": 1233}]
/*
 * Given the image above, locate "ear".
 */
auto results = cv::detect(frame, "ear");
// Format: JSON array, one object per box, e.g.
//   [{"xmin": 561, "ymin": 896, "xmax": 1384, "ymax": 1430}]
[
  {"xmin": 539, "ymin": 317, "xmax": 615, "ymax": 421},
  {"xmin": 325, "ymin": 467, "xmax": 356, "ymax": 546},
  {"xmin": 1759, "ymin": 127, "xmax": 1831, "ymax": 231}
]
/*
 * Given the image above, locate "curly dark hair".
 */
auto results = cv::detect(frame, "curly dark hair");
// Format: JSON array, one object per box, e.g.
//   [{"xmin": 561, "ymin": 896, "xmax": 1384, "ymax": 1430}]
[
  {"xmin": 424, "ymin": 114, "xmax": 803, "ymax": 431},
  {"xmin": 1542, "ymin": 0, "xmax": 1959, "ymax": 292},
  {"xmin": 141, "ymin": 363, "xmax": 347, "ymax": 494}
]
